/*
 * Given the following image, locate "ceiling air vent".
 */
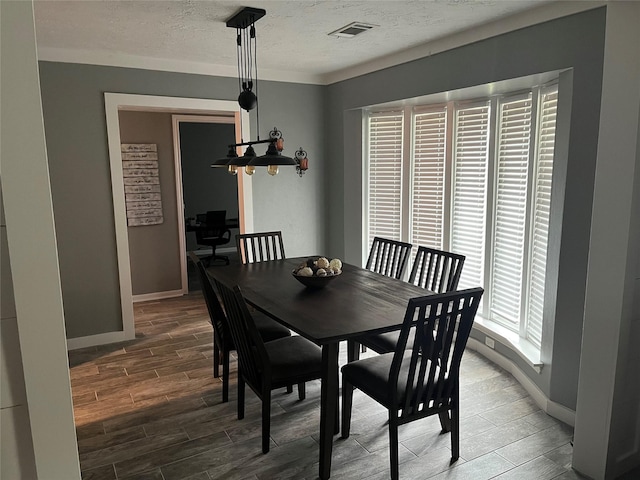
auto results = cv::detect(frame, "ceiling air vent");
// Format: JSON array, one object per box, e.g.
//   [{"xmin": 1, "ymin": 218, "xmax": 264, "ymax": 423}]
[{"xmin": 328, "ymin": 22, "xmax": 377, "ymax": 38}]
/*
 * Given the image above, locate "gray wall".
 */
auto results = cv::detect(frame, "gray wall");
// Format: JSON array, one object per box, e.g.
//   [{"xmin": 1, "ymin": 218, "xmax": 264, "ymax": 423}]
[
  {"xmin": 1, "ymin": 189, "xmax": 38, "ymax": 479},
  {"xmin": 246, "ymin": 81, "xmax": 327, "ymax": 258},
  {"xmin": 179, "ymin": 122, "xmax": 238, "ymax": 252},
  {"xmin": 38, "ymin": 62, "xmax": 325, "ymax": 339},
  {"xmin": 119, "ymin": 111, "xmax": 182, "ymax": 296},
  {"xmin": 326, "ymin": 8, "xmax": 607, "ymax": 410}
]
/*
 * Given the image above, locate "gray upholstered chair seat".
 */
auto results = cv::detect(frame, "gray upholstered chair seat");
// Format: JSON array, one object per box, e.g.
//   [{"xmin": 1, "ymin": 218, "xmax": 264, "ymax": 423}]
[
  {"xmin": 264, "ymin": 336, "xmax": 322, "ymax": 385},
  {"xmin": 253, "ymin": 313, "xmax": 292, "ymax": 343}
]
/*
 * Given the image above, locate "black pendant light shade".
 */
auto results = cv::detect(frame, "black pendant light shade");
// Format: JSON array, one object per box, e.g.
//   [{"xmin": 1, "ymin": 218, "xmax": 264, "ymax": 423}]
[
  {"xmin": 211, "ymin": 146, "xmax": 238, "ymax": 167},
  {"xmin": 249, "ymin": 142, "xmax": 297, "ymax": 167},
  {"xmin": 228, "ymin": 145, "xmax": 257, "ymax": 167}
]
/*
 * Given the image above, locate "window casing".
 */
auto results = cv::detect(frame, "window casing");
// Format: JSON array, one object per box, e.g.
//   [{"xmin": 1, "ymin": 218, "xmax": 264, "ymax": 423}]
[{"xmin": 365, "ymin": 85, "xmax": 558, "ymax": 349}]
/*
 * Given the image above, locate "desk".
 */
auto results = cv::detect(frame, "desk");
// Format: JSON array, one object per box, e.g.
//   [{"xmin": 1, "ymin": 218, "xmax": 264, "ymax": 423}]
[
  {"xmin": 186, "ymin": 218, "xmax": 239, "ymax": 233},
  {"xmin": 208, "ymin": 257, "xmax": 431, "ymax": 479}
]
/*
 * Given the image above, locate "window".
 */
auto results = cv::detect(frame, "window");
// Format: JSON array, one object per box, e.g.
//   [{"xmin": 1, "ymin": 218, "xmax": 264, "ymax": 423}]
[
  {"xmin": 365, "ymin": 85, "xmax": 558, "ymax": 349},
  {"xmin": 366, "ymin": 112, "xmax": 404, "ymax": 247}
]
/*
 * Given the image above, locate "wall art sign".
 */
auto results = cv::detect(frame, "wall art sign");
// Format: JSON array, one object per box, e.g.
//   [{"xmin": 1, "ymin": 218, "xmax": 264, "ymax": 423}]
[{"xmin": 121, "ymin": 144, "xmax": 164, "ymax": 226}]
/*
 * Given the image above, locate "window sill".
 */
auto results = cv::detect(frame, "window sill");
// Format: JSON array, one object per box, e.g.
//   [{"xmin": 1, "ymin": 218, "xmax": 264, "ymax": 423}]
[{"xmin": 472, "ymin": 317, "xmax": 544, "ymax": 373}]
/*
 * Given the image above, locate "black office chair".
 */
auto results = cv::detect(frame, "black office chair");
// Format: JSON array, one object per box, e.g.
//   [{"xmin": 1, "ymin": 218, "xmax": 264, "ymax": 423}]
[
  {"xmin": 188, "ymin": 252, "xmax": 291, "ymax": 402},
  {"xmin": 349, "ymin": 246, "xmax": 466, "ymax": 361},
  {"xmin": 341, "ymin": 288, "xmax": 484, "ymax": 480},
  {"xmin": 195, "ymin": 210, "xmax": 231, "ymax": 266},
  {"xmin": 214, "ymin": 278, "xmax": 323, "ymax": 454},
  {"xmin": 236, "ymin": 231, "xmax": 286, "ymax": 264},
  {"xmin": 366, "ymin": 236, "xmax": 413, "ymax": 280}
]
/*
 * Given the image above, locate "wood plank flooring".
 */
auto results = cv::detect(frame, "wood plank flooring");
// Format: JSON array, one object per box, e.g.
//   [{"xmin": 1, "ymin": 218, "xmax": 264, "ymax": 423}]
[{"xmin": 69, "ymin": 292, "xmax": 586, "ymax": 480}]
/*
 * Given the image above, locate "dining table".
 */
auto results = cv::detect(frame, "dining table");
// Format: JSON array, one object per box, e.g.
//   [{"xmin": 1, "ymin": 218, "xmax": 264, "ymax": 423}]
[{"xmin": 207, "ymin": 256, "xmax": 432, "ymax": 479}]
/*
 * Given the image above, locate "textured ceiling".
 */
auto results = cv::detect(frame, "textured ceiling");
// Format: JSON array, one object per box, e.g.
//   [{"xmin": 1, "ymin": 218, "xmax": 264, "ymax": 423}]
[{"xmin": 34, "ymin": 0, "xmax": 554, "ymax": 82}]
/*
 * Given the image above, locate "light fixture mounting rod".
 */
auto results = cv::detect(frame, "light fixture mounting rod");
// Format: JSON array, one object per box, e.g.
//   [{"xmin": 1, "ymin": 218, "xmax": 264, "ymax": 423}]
[
  {"xmin": 227, "ymin": 138, "xmax": 274, "ymax": 148},
  {"xmin": 226, "ymin": 7, "xmax": 266, "ymax": 29}
]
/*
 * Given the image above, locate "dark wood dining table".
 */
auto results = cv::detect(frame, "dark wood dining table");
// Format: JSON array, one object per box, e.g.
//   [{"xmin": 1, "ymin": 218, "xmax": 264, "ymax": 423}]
[{"xmin": 207, "ymin": 256, "xmax": 432, "ymax": 479}]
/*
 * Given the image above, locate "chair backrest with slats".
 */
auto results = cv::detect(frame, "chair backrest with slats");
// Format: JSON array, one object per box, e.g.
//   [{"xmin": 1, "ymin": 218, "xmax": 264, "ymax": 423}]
[
  {"xmin": 366, "ymin": 237, "xmax": 413, "ymax": 280},
  {"xmin": 390, "ymin": 287, "xmax": 483, "ymax": 420},
  {"xmin": 408, "ymin": 246, "xmax": 465, "ymax": 293},
  {"xmin": 213, "ymin": 278, "xmax": 270, "ymax": 390},
  {"xmin": 188, "ymin": 252, "xmax": 229, "ymax": 347},
  {"xmin": 236, "ymin": 231, "xmax": 286, "ymax": 265}
]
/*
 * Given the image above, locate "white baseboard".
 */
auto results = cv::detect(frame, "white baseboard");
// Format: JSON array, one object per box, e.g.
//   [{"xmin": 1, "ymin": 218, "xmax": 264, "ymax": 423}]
[
  {"xmin": 66, "ymin": 330, "xmax": 134, "ymax": 350},
  {"xmin": 132, "ymin": 289, "xmax": 185, "ymax": 303},
  {"xmin": 466, "ymin": 337, "xmax": 576, "ymax": 427}
]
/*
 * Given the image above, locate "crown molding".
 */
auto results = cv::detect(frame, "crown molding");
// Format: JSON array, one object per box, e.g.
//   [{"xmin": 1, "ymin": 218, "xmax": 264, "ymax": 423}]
[{"xmin": 36, "ymin": 46, "xmax": 324, "ymax": 85}]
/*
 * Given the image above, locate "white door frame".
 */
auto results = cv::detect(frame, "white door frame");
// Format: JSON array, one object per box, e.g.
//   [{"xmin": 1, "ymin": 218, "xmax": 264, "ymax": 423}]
[
  {"xmin": 103, "ymin": 93, "xmax": 251, "ymax": 344},
  {"xmin": 171, "ymin": 113, "xmax": 241, "ymax": 295}
]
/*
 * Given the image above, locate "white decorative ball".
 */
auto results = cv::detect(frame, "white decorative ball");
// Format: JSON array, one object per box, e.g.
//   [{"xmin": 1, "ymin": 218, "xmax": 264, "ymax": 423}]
[
  {"xmin": 298, "ymin": 267, "xmax": 314, "ymax": 277},
  {"xmin": 316, "ymin": 257, "xmax": 330, "ymax": 269},
  {"xmin": 329, "ymin": 258, "xmax": 342, "ymax": 270},
  {"xmin": 317, "ymin": 268, "xmax": 327, "ymax": 277}
]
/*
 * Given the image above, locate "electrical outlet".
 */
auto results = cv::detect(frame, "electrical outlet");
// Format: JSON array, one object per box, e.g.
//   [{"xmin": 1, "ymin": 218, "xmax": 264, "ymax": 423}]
[{"xmin": 485, "ymin": 337, "xmax": 495, "ymax": 349}]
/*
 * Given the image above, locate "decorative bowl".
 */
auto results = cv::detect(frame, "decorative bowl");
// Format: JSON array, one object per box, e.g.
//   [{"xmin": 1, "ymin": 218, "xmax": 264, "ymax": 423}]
[{"xmin": 292, "ymin": 270, "xmax": 341, "ymax": 289}]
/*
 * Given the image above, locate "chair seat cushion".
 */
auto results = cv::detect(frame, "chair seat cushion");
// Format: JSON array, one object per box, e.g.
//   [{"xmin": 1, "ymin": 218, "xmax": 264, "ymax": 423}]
[
  {"xmin": 341, "ymin": 351, "xmax": 445, "ymax": 409},
  {"xmin": 264, "ymin": 336, "xmax": 322, "ymax": 385},
  {"xmin": 254, "ymin": 312, "xmax": 292, "ymax": 343},
  {"xmin": 360, "ymin": 329, "xmax": 414, "ymax": 354}
]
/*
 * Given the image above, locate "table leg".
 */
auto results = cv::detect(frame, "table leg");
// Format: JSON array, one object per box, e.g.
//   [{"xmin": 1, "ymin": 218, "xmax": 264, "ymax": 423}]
[{"xmin": 319, "ymin": 342, "xmax": 338, "ymax": 480}]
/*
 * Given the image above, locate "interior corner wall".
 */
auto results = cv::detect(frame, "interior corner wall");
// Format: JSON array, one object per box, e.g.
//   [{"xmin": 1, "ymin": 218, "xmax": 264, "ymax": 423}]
[
  {"xmin": 1, "ymin": 1, "xmax": 80, "ymax": 476},
  {"xmin": 37, "ymin": 62, "xmax": 326, "ymax": 339},
  {"xmin": 0, "ymin": 188, "xmax": 38, "ymax": 480},
  {"xmin": 118, "ymin": 110, "xmax": 181, "ymax": 296},
  {"xmin": 572, "ymin": 2, "xmax": 640, "ymax": 478},
  {"xmin": 327, "ymin": 7, "xmax": 607, "ymax": 409}
]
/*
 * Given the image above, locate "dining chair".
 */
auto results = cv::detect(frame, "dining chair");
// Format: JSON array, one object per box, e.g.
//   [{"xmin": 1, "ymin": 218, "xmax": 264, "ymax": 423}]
[
  {"xmin": 213, "ymin": 278, "xmax": 322, "ymax": 454},
  {"xmin": 349, "ymin": 246, "xmax": 466, "ymax": 361},
  {"xmin": 236, "ymin": 231, "xmax": 286, "ymax": 264},
  {"xmin": 341, "ymin": 287, "xmax": 484, "ymax": 480},
  {"xmin": 188, "ymin": 252, "xmax": 291, "ymax": 402},
  {"xmin": 357, "ymin": 237, "xmax": 414, "ymax": 355},
  {"xmin": 195, "ymin": 210, "xmax": 232, "ymax": 266},
  {"xmin": 366, "ymin": 236, "xmax": 413, "ymax": 280}
]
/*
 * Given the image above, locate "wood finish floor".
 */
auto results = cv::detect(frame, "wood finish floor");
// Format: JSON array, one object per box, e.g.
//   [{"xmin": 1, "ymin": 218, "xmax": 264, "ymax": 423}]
[{"xmin": 69, "ymin": 292, "xmax": 585, "ymax": 480}]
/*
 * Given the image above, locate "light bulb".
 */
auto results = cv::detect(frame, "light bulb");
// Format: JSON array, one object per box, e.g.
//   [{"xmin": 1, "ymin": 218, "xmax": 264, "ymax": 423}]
[
  {"xmin": 228, "ymin": 165, "xmax": 238, "ymax": 175},
  {"xmin": 267, "ymin": 165, "xmax": 279, "ymax": 176},
  {"xmin": 245, "ymin": 165, "xmax": 255, "ymax": 175}
]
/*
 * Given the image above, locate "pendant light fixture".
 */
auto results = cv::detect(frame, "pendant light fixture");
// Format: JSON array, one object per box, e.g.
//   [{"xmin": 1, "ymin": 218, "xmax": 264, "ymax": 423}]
[{"xmin": 210, "ymin": 7, "xmax": 309, "ymax": 177}]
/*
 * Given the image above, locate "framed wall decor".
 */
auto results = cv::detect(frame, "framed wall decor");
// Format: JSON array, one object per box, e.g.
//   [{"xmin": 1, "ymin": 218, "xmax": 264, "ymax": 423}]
[{"xmin": 121, "ymin": 143, "xmax": 164, "ymax": 226}]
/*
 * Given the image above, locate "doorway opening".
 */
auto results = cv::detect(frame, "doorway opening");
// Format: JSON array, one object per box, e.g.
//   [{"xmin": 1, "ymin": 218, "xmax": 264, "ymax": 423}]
[
  {"xmin": 173, "ymin": 115, "xmax": 241, "ymax": 292},
  {"xmin": 103, "ymin": 94, "xmax": 251, "ymax": 345}
]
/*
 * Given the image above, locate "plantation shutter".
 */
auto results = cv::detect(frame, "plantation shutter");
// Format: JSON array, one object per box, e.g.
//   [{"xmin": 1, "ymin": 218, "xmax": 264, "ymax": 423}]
[
  {"xmin": 367, "ymin": 112, "xmax": 404, "ymax": 248},
  {"xmin": 526, "ymin": 87, "xmax": 558, "ymax": 348},
  {"xmin": 451, "ymin": 104, "xmax": 490, "ymax": 290},
  {"xmin": 490, "ymin": 95, "xmax": 532, "ymax": 327},
  {"xmin": 410, "ymin": 107, "xmax": 447, "ymax": 250}
]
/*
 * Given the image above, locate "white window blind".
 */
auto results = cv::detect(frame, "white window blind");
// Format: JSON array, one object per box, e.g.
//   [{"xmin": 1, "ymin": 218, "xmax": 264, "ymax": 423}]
[
  {"xmin": 367, "ymin": 112, "xmax": 404, "ymax": 247},
  {"xmin": 525, "ymin": 87, "xmax": 558, "ymax": 348},
  {"xmin": 490, "ymin": 95, "xmax": 532, "ymax": 327},
  {"xmin": 451, "ymin": 104, "xmax": 490, "ymax": 291},
  {"xmin": 410, "ymin": 107, "xmax": 447, "ymax": 250}
]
